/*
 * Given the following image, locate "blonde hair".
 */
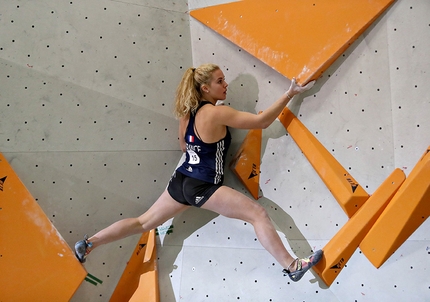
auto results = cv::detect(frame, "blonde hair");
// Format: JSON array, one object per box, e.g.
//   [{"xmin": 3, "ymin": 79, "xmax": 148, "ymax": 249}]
[{"xmin": 173, "ymin": 63, "xmax": 220, "ymax": 118}]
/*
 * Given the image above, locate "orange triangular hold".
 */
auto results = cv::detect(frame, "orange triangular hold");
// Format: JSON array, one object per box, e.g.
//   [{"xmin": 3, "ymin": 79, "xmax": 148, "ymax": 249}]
[
  {"xmin": 313, "ymin": 168, "xmax": 405, "ymax": 286},
  {"xmin": 0, "ymin": 153, "xmax": 87, "ymax": 301},
  {"xmin": 110, "ymin": 229, "xmax": 159, "ymax": 302},
  {"xmin": 360, "ymin": 146, "xmax": 430, "ymax": 268},
  {"xmin": 190, "ymin": 0, "xmax": 395, "ymax": 84},
  {"xmin": 230, "ymin": 127, "xmax": 262, "ymax": 200},
  {"xmin": 278, "ymin": 107, "xmax": 369, "ymax": 218}
]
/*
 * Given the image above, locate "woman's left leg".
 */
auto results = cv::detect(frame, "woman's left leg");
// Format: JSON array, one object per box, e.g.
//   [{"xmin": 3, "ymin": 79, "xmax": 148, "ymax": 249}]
[{"xmin": 201, "ymin": 186, "xmax": 295, "ymax": 270}]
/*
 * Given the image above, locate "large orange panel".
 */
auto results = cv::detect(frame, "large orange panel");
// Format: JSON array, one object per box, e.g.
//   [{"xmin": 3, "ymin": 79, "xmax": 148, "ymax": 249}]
[
  {"xmin": 360, "ymin": 147, "xmax": 430, "ymax": 268},
  {"xmin": 278, "ymin": 107, "xmax": 369, "ymax": 218},
  {"xmin": 190, "ymin": 0, "xmax": 395, "ymax": 84},
  {"xmin": 313, "ymin": 168, "xmax": 405, "ymax": 286},
  {"xmin": 0, "ymin": 153, "xmax": 87, "ymax": 301}
]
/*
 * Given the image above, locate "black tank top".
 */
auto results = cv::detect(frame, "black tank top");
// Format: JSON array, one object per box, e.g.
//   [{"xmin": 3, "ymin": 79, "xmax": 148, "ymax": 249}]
[{"xmin": 177, "ymin": 101, "xmax": 232, "ymax": 184}]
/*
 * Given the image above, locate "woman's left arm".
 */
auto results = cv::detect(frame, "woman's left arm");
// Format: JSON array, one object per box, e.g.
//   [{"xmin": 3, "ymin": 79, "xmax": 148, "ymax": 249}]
[{"xmin": 178, "ymin": 114, "xmax": 189, "ymax": 152}]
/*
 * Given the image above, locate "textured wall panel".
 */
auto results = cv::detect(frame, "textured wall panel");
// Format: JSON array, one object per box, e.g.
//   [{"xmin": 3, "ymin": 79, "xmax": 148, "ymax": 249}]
[
  {"xmin": 0, "ymin": 0, "xmax": 191, "ymax": 300},
  {"xmin": 188, "ymin": 0, "xmax": 430, "ymax": 301}
]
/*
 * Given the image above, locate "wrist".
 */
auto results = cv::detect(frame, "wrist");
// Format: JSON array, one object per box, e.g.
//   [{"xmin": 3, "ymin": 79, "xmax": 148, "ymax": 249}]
[{"xmin": 285, "ymin": 91, "xmax": 294, "ymax": 100}]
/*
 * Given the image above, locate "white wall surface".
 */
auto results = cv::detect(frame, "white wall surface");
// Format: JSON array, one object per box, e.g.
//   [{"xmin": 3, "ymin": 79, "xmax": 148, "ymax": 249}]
[{"xmin": 0, "ymin": 0, "xmax": 429, "ymax": 301}]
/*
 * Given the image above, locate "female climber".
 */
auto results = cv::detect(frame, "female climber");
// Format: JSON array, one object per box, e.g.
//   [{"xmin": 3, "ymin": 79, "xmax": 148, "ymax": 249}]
[{"xmin": 75, "ymin": 63, "xmax": 322, "ymax": 282}]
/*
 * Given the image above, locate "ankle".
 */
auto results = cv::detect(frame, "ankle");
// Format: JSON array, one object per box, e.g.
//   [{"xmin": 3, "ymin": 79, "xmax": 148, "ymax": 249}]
[{"xmin": 285, "ymin": 258, "xmax": 298, "ymax": 273}]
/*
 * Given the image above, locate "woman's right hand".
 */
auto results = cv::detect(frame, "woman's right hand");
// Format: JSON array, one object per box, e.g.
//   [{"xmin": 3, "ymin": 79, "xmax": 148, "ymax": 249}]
[{"xmin": 286, "ymin": 78, "xmax": 315, "ymax": 98}]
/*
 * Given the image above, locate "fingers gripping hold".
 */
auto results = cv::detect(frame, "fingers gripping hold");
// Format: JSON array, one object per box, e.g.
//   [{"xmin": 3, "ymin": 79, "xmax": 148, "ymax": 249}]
[{"xmin": 286, "ymin": 77, "xmax": 315, "ymax": 98}]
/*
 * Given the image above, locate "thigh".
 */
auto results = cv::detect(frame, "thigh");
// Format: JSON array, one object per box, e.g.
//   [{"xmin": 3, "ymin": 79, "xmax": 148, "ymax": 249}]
[
  {"xmin": 201, "ymin": 186, "xmax": 265, "ymax": 223},
  {"xmin": 137, "ymin": 190, "xmax": 189, "ymax": 230}
]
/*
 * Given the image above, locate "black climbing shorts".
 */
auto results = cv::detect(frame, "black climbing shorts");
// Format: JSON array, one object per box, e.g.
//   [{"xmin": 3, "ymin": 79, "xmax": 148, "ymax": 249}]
[{"xmin": 167, "ymin": 170, "xmax": 221, "ymax": 208}]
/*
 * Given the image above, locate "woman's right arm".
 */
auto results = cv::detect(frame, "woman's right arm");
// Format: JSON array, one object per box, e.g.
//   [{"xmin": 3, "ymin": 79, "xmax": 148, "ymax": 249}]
[{"xmin": 213, "ymin": 78, "xmax": 315, "ymax": 130}]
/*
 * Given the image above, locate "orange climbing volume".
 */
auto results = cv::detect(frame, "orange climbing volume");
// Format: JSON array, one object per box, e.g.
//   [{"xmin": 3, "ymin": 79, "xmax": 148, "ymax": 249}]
[
  {"xmin": 0, "ymin": 153, "xmax": 87, "ymax": 301},
  {"xmin": 110, "ymin": 229, "xmax": 159, "ymax": 302},
  {"xmin": 313, "ymin": 168, "xmax": 405, "ymax": 286},
  {"xmin": 360, "ymin": 147, "xmax": 430, "ymax": 268},
  {"xmin": 230, "ymin": 127, "xmax": 262, "ymax": 199},
  {"xmin": 278, "ymin": 107, "xmax": 369, "ymax": 218},
  {"xmin": 190, "ymin": 0, "xmax": 395, "ymax": 85}
]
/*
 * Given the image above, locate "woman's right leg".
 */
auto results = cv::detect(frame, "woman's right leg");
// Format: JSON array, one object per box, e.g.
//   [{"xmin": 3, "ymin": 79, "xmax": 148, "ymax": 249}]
[{"xmin": 87, "ymin": 190, "xmax": 189, "ymax": 250}]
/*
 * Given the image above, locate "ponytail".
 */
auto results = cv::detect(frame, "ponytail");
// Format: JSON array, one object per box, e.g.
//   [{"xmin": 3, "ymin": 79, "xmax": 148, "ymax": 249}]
[{"xmin": 173, "ymin": 63, "xmax": 220, "ymax": 118}]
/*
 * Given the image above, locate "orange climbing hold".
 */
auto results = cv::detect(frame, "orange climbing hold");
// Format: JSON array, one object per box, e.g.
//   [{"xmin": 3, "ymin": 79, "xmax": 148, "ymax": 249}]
[
  {"xmin": 230, "ymin": 127, "xmax": 262, "ymax": 200},
  {"xmin": 0, "ymin": 153, "xmax": 87, "ymax": 301},
  {"xmin": 110, "ymin": 229, "xmax": 159, "ymax": 302},
  {"xmin": 278, "ymin": 107, "xmax": 369, "ymax": 218},
  {"xmin": 360, "ymin": 147, "xmax": 430, "ymax": 268},
  {"xmin": 313, "ymin": 168, "xmax": 405, "ymax": 286}
]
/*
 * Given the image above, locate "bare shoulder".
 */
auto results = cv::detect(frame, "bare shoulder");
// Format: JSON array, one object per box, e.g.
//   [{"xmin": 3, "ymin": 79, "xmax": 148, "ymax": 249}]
[
  {"xmin": 202, "ymin": 103, "xmax": 236, "ymax": 122},
  {"xmin": 202, "ymin": 104, "xmax": 257, "ymax": 129}
]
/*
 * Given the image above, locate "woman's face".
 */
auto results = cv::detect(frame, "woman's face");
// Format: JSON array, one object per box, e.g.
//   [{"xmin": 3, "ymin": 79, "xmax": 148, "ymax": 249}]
[{"xmin": 207, "ymin": 69, "xmax": 228, "ymax": 101}]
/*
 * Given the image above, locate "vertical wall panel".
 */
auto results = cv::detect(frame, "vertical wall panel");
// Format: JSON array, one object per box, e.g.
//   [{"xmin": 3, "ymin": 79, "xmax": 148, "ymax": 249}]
[
  {"xmin": 188, "ymin": 0, "xmax": 430, "ymax": 301},
  {"xmin": 0, "ymin": 0, "xmax": 191, "ymax": 301}
]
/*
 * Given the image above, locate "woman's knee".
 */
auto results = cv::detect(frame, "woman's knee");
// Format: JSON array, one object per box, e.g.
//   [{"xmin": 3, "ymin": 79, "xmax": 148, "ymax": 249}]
[
  {"xmin": 137, "ymin": 213, "xmax": 154, "ymax": 231},
  {"xmin": 250, "ymin": 203, "xmax": 270, "ymax": 223}
]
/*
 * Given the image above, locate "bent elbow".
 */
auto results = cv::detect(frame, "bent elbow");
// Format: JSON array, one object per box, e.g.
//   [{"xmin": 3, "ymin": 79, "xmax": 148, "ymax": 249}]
[
  {"xmin": 260, "ymin": 121, "xmax": 271, "ymax": 129},
  {"xmin": 256, "ymin": 113, "xmax": 274, "ymax": 129}
]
